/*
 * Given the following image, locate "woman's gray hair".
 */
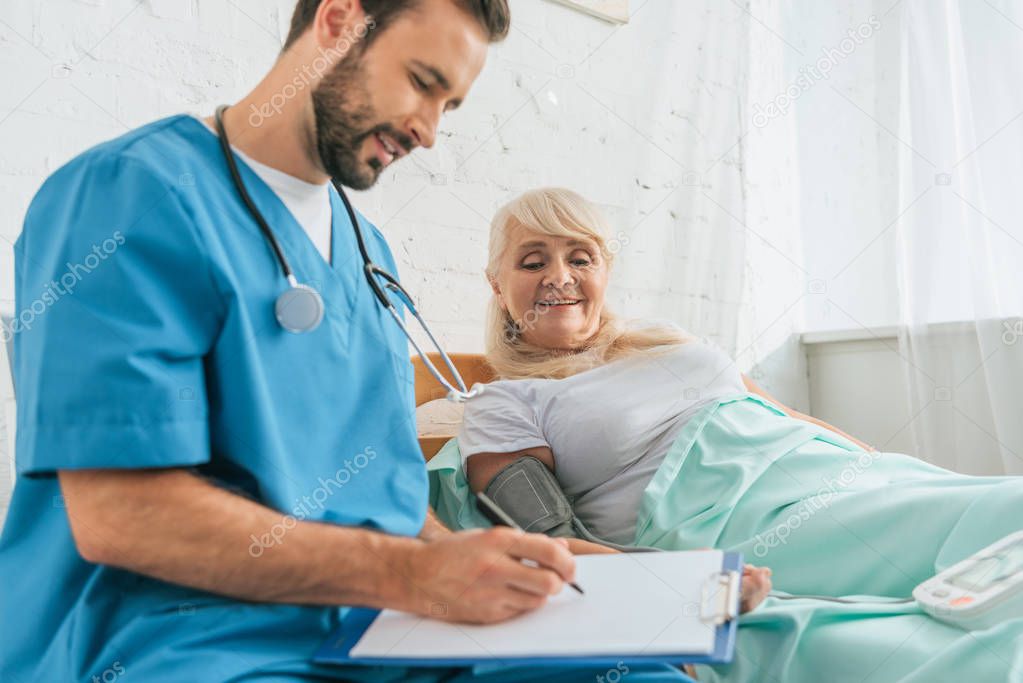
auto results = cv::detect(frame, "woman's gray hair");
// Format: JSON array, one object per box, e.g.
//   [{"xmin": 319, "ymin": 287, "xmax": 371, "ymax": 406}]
[{"xmin": 484, "ymin": 187, "xmax": 691, "ymax": 380}]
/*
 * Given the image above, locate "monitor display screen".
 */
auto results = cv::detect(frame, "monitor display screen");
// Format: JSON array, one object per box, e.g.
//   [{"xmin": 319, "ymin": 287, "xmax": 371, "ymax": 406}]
[{"xmin": 946, "ymin": 542, "xmax": 1023, "ymax": 592}]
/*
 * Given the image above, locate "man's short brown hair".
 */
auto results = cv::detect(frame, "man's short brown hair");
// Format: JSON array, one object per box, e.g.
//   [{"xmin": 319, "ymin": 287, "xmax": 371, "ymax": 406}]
[{"xmin": 283, "ymin": 0, "xmax": 510, "ymax": 50}]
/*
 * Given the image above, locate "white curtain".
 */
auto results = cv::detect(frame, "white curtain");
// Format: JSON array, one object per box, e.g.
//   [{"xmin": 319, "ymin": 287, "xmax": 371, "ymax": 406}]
[
  {"xmin": 894, "ymin": 0, "xmax": 1023, "ymax": 475},
  {"xmin": 656, "ymin": 0, "xmax": 808, "ymax": 410}
]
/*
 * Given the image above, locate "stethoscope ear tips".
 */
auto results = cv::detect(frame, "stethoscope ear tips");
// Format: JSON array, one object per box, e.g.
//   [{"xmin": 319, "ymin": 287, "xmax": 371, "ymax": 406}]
[
  {"xmin": 446, "ymin": 385, "xmax": 485, "ymax": 403},
  {"xmin": 275, "ymin": 283, "xmax": 325, "ymax": 333}
]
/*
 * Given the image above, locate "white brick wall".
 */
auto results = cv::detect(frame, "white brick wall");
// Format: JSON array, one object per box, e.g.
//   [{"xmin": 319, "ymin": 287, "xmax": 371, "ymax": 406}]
[{"xmin": 0, "ymin": 0, "xmax": 810, "ymax": 411}]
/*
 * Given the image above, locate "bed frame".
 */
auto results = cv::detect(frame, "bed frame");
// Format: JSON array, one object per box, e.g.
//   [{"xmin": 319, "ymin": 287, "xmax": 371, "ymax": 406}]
[{"xmin": 412, "ymin": 353, "xmax": 493, "ymax": 461}]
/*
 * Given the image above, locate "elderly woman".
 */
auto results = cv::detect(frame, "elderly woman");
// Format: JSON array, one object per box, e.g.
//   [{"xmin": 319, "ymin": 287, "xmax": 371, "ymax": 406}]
[
  {"xmin": 435, "ymin": 187, "xmax": 1023, "ymax": 682},
  {"xmin": 463, "ymin": 189, "xmax": 869, "ymax": 550}
]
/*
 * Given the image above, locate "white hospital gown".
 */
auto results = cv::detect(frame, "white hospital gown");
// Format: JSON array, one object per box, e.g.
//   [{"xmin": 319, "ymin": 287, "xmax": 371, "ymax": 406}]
[{"xmin": 458, "ymin": 341, "xmax": 747, "ymax": 545}]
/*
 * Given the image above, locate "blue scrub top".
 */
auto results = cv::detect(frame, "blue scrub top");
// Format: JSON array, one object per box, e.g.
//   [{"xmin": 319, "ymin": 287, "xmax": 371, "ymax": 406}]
[
  {"xmin": 0, "ymin": 116, "xmax": 429, "ymax": 681},
  {"xmin": 0, "ymin": 116, "xmax": 695, "ymax": 683}
]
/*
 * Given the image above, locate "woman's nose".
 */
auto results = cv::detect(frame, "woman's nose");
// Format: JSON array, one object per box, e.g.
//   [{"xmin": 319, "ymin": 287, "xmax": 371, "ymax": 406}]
[{"xmin": 542, "ymin": 261, "xmax": 575, "ymax": 288}]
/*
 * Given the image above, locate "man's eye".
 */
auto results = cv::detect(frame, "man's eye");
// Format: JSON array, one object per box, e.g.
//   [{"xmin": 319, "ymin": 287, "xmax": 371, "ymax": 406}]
[{"xmin": 410, "ymin": 74, "xmax": 429, "ymax": 91}]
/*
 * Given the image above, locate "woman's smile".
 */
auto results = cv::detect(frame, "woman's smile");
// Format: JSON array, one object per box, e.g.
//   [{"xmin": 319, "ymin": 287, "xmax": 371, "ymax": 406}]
[
  {"xmin": 490, "ymin": 228, "xmax": 609, "ymax": 350},
  {"xmin": 535, "ymin": 297, "xmax": 584, "ymax": 308}
]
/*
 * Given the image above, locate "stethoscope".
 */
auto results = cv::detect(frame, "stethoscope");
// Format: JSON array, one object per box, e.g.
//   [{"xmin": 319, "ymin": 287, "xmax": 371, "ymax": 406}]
[{"xmin": 214, "ymin": 105, "xmax": 480, "ymax": 402}]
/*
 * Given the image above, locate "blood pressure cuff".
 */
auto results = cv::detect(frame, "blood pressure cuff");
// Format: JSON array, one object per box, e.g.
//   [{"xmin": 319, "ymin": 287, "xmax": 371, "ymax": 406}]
[{"xmin": 482, "ymin": 456, "xmax": 660, "ymax": 553}]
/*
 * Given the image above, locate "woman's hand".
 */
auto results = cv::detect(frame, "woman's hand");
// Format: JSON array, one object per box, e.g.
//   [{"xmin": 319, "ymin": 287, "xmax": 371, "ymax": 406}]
[
  {"xmin": 559, "ymin": 541, "xmax": 771, "ymax": 611},
  {"xmin": 739, "ymin": 563, "xmax": 772, "ymax": 614}
]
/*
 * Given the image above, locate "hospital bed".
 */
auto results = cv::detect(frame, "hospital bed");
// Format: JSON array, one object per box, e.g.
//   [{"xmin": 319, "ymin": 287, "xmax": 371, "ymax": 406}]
[{"xmin": 412, "ymin": 352, "xmax": 493, "ymax": 460}]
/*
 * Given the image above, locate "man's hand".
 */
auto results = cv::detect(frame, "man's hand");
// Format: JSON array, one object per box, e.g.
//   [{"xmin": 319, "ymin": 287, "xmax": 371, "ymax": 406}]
[
  {"xmin": 396, "ymin": 527, "xmax": 576, "ymax": 624},
  {"xmin": 562, "ymin": 537, "xmax": 619, "ymax": 555}
]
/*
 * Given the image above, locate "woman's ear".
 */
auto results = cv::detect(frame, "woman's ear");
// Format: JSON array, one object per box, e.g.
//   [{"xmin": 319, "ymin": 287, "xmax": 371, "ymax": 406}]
[{"xmin": 487, "ymin": 273, "xmax": 508, "ymax": 311}]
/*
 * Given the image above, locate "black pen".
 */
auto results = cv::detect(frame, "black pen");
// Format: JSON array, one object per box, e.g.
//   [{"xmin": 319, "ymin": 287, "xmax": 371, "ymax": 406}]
[{"xmin": 475, "ymin": 492, "xmax": 585, "ymax": 595}]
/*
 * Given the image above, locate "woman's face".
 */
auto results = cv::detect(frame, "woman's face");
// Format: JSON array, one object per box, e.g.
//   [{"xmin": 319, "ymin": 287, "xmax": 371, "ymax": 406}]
[{"xmin": 491, "ymin": 226, "xmax": 609, "ymax": 350}]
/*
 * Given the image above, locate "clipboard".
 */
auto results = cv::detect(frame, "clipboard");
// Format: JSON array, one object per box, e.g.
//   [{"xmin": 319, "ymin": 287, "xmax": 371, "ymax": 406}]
[{"xmin": 314, "ymin": 551, "xmax": 742, "ymax": 668}]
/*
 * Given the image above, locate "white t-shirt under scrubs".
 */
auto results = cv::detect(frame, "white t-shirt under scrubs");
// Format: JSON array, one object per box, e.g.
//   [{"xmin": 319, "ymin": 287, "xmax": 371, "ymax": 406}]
[{"xmin": 458, "ymin": 341, "xmax": 747, "ymax": 545}]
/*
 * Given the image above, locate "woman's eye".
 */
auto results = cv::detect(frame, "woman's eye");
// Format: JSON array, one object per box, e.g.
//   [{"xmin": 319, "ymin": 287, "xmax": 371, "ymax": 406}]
[
  {"xmin": 521, "ymin": 262, "xmax": 544, "ymax": 271},
  {"xmin": 571, "ymin": 257, "xmax": 593, "ymax": 267}
]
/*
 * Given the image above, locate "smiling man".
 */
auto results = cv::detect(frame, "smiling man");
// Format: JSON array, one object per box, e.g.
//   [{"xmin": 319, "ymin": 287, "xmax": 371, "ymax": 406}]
[{"xmin": 0, "ymin": 1, "xmax": 697, "ymax": 682}]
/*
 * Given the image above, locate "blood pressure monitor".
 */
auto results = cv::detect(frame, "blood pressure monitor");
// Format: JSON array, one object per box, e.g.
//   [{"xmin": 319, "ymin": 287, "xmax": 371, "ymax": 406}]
[{"xmin": 914, "ymin": 530, "xmax": 1023, "ymax": 630}]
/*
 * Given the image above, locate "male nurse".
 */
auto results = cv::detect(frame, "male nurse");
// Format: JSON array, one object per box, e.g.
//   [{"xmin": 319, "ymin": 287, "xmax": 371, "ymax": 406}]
[{"xmin": 0, "ymin": 1, "xmax": 695, "ymax": 681}]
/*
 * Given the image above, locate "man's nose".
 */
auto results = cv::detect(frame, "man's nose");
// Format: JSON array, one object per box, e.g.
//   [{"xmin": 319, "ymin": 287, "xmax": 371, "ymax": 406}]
[{"xmin": 409, "ymin": 105, "xmax": 441, "ymax": 149}]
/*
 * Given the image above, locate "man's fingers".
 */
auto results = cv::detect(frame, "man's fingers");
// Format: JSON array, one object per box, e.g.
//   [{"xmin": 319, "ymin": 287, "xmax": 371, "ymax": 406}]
[
  {"xmin": 491, "ymin": 604, "xmax": 537, "ymax": 624},
  {"xmin": 500, "ymin": 585, "xmax": 551, "ymax": 612},
  {"xmin": 501, "ymin": 532, "xmax": 576, "ymax": 583},
  {"xmin": 499, "ymin": 558, "xmax": 564, "ymax": 597}
]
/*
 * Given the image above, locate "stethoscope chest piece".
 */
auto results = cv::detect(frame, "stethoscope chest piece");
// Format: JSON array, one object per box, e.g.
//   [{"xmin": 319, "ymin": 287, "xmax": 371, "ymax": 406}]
[
  {"xmin": 215, "ymin": 104, "xmax": 477, "ymax": 400},
  {"xmin": 275, "ymin": 282, "xmax": 325, "ymax": 333}
]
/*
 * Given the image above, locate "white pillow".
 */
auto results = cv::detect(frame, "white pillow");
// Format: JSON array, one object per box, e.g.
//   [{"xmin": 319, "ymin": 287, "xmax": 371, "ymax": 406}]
[{"xmin": 416, "ymin": 398, "xmax": 465, "ymax": 438}]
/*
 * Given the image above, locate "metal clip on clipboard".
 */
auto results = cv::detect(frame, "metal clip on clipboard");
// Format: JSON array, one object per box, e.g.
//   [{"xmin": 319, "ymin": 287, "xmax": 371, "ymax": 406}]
[{"xmin": 700, "ymin": 570, "xmax": 741, "ymax": 626}]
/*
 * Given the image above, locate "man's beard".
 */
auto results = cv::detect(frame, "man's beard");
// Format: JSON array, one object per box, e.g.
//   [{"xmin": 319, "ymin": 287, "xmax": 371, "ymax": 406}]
[{"xmin": 310, "ymin": 52, "xmax": 413, "ymax": 191}]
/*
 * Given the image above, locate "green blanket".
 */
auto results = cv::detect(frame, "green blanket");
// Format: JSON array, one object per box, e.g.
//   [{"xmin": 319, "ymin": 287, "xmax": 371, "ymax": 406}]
[{"xmin": 427, "ymin": 393, "xmax": 1023, "ymax": 682}]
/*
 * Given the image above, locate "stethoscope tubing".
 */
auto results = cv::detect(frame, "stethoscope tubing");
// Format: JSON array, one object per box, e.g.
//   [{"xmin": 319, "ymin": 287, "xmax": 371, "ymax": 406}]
[
  {"xmin": 215, "ymin": 106, "xmax": 296, "ymax": 281},
  {"xmin": 214, "ymin": 105, "xmax": 479, "ymax": 402}
]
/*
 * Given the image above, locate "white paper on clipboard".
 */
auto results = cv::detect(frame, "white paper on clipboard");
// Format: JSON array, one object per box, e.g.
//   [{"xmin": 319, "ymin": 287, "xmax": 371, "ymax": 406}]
[{"xmin": 350, "ymin": 550, "xmax": 729, "ymax": 660}]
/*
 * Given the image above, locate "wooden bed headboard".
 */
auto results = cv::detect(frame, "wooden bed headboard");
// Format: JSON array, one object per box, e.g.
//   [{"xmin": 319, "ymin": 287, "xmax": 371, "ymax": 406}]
[{"xmin": 412, "ymin": 353, "xmax": 495, "ymax": 460}]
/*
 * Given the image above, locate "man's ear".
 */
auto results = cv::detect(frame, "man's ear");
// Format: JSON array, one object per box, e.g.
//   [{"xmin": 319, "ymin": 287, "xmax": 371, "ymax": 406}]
[{"xmin": 314, "ymin": 0, "xmax": 364, "ymax": 55}]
